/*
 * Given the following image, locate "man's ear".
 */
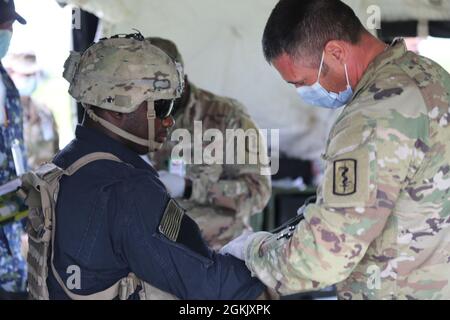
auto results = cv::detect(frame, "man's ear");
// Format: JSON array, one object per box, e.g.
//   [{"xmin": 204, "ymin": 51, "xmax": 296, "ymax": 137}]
[{"xmin": 324, "ymin": 40, "xmax": 347, "ymax": 65}]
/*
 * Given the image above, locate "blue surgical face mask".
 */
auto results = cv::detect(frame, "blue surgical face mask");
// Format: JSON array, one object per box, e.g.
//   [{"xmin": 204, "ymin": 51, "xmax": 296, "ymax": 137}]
[
  {"xmin": 0, "ymin": 30, "xmax": 12, "ymax": 60},
  {"xmin": 14, "ymin": 75, "xmax": 37, "ymax": 97},
  {"xmin": 296, "ymin": 51, "xmax": 353, "ymax": 109}
]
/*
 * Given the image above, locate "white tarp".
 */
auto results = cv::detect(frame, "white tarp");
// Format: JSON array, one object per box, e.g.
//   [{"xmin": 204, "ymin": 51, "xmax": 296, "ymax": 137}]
[{"xmin": 60, "ymin": 0, "xmax": 450, "ymax": 160}]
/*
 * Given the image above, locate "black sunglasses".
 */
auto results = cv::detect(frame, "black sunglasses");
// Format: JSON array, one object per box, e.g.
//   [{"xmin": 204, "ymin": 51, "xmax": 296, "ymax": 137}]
[{"xmin": 153, "ymin": 99, "xmax": 175, "ymax": 119}]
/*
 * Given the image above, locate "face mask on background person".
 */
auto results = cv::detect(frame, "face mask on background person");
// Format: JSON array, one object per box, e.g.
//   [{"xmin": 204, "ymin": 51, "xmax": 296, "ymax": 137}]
[
  {"xmin": 296, "ymin": 51, "xmax": 353, "ymax": 109},
  {"xmin": 0, "ymin": 30, "xmax": 12, "ymax": 60},
  {"xmin": 13, "ymin": 74, "xmax": 37, "ymax": 97}
]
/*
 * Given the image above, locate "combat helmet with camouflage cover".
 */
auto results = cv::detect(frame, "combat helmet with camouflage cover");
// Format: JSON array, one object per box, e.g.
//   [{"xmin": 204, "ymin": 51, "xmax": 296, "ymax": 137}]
[{"xmin": 63, "ymin": 33, "xmax": 184, "ymax": 151}]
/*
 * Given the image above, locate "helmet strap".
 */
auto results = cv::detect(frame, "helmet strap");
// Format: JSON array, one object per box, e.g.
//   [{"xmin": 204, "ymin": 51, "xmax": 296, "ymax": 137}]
[
  {"xmin": 146, "ymin": 100, "xmax": 162, "ymax": 151},
  {"xmin": 85, "ymin": 106, "xmax": 148, "ymax": 147},
  {"xmin": 84, "ymin": 103, "xmax": 163, "ymax": 152}
]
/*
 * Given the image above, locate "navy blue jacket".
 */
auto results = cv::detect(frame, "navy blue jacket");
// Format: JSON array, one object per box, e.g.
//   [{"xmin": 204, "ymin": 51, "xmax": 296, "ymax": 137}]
[{"xmin": 48, "ymin": 125, "xmax": 265, "ymax": 300}]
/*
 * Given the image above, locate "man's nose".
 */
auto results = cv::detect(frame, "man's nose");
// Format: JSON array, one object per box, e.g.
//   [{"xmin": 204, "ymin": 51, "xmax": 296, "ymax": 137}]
[{"xmin": 161, "ymin": 116, "xmax": 175, "ymax": 128}]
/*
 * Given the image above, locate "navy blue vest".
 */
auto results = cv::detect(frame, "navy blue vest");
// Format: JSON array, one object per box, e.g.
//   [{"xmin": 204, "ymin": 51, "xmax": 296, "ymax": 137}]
[{"xmin": 48, "ymin": 125, "xmax": 264, "ymax": 300}]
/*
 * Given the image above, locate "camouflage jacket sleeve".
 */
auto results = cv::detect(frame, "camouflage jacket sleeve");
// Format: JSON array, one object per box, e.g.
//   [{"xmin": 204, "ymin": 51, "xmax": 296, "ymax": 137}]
[
  {"xmin": 189, "ymin": 165, "xmax": 272, "ymax": 218},
  {"xmin": 244, "ymin": 90, "xmax": 426, "ymax": 295},
  {"xmin": 188, "ymin": 107, "xmax": 272, "ymax": 218}
]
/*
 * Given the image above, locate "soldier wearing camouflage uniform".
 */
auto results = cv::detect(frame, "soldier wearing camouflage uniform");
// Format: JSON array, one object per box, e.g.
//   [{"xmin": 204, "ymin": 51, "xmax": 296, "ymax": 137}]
[
  {"xmin": 148, "ymin": 38, "xmax": 272, "ymax": 250},
  {"xmin": 0, "ymin": 0, "xmax": 28, "ymax": 299},
  {"xmin": 222, "ymin": 0, "xmax": 450, "ymax": 300},
  {"xmin": 6, "ymin": 52, "xmax": 59, "ymax": 169},
  {"xmin": 47, "ymin": 34, "xmax": 265, "ymax": 299}
]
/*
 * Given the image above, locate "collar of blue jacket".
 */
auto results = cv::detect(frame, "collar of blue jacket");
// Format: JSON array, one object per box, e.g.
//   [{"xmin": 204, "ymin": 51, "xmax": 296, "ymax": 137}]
[{"xmin": 56, "ymin": 125, "xmax": 157, "ymax": 174}]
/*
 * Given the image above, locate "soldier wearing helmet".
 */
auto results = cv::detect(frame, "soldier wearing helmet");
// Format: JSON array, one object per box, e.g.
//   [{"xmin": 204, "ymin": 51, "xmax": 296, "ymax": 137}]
[{"xmin": 45, "ymin": 34, "xmax": 265, "ymax": 299}]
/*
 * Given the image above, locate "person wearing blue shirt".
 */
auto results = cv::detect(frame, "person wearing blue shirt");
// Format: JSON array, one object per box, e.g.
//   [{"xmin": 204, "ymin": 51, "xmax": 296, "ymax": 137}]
[
  {"xmin": 0, "ymin": 0, "xmax": 28, "ymax": 300},
  {"xmin": 45, "ymin": 34, "xmax": 266, "ymax": 300}
]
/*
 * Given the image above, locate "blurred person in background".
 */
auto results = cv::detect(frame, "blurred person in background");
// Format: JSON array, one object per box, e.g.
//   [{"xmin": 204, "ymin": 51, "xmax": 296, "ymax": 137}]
[
  {"xmin": 5, "ymin": 51, "xmax": 59, "ymax": 169},
  {"xmin": 0, "ymin": 0, "xmax": 28, "ymax": 300},
  {"xmin": 147, "ymin": 37, "xmax": 272, "ymax": 251}
]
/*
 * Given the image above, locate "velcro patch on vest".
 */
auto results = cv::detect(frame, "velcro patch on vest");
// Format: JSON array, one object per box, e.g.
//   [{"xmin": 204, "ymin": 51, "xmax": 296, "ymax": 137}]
[
  {"xmin": 159, "ymin": 199, "xmax": 184, "ymax": 242},
  {"xmin": 333, "ymin": 159, "xmax": 357, "ymax": 196}
]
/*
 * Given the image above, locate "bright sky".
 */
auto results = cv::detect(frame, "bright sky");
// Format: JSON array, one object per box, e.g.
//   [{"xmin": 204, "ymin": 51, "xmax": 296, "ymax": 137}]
[{"xmin": 9, "ymin": 0, "xmax": 73, "ymax": 75}]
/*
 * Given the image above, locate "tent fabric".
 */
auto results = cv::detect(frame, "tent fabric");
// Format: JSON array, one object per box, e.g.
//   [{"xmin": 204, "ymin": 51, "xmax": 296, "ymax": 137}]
[{"xmin": 60, "ymin": 0, "xmax": 132, "ymax": 22}]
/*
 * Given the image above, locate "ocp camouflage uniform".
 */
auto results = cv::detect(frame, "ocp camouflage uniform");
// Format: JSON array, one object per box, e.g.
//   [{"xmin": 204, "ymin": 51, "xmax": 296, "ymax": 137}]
[
  {"xmin": 23, "ymin": 99, "xmax": 59, "ymax": 169},
  {"xmin": 153, "ymin": 85, "xmax": 272, "ymax": 250},
  {"xmin": 0, "ymin": 63, "xmax": 27, "ymax": 293},
  {"xmin": 245, "ymin": 39, "xmax": 450, "ymax": 300}
]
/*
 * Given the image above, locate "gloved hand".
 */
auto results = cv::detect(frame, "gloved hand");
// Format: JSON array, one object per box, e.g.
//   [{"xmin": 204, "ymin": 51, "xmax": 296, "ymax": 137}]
[
  {"xmin": 219, "ymin": 230, "xmax": 257, "ymax": 261},
  {"xmin": 158, "ymin": 170, "xmax": 186, "ymax": 198}
]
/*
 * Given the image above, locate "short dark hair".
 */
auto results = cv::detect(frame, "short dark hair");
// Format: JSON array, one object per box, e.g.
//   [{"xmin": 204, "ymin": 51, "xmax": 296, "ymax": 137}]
[{"xmin": 262, "ymin": 0, "xmax": 366, "ymax": 64}]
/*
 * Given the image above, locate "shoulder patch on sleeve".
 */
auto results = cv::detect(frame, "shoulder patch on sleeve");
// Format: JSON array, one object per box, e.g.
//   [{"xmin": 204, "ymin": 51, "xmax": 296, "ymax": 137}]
[
  {"xmin": 157, "ymin": 198, "xmax": 212, "ymax": 260},
  {"xmin": 158, "ymin": 199, "xmax": 185, "ymax": 241},
  {"xmin": 322, "ymin": 117, "xmax": 377, "ymax": 208},
  {"xmin": 333, "ymin": 159, "xmax": 357, "ymax": 196},
  {"xmin": 324, "ymin": 143, "xmax": 372, "ymax": 208}
]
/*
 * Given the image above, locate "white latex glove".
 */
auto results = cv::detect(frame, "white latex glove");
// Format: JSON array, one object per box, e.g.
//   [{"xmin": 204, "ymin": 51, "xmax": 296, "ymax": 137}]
[
  {"xmin": 158, "ymin": 170, "xmax": 186, "ymax": 198},
  {"xmin": 219, "ymin": 230, "xmax": 257, "ymax": 261}
]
